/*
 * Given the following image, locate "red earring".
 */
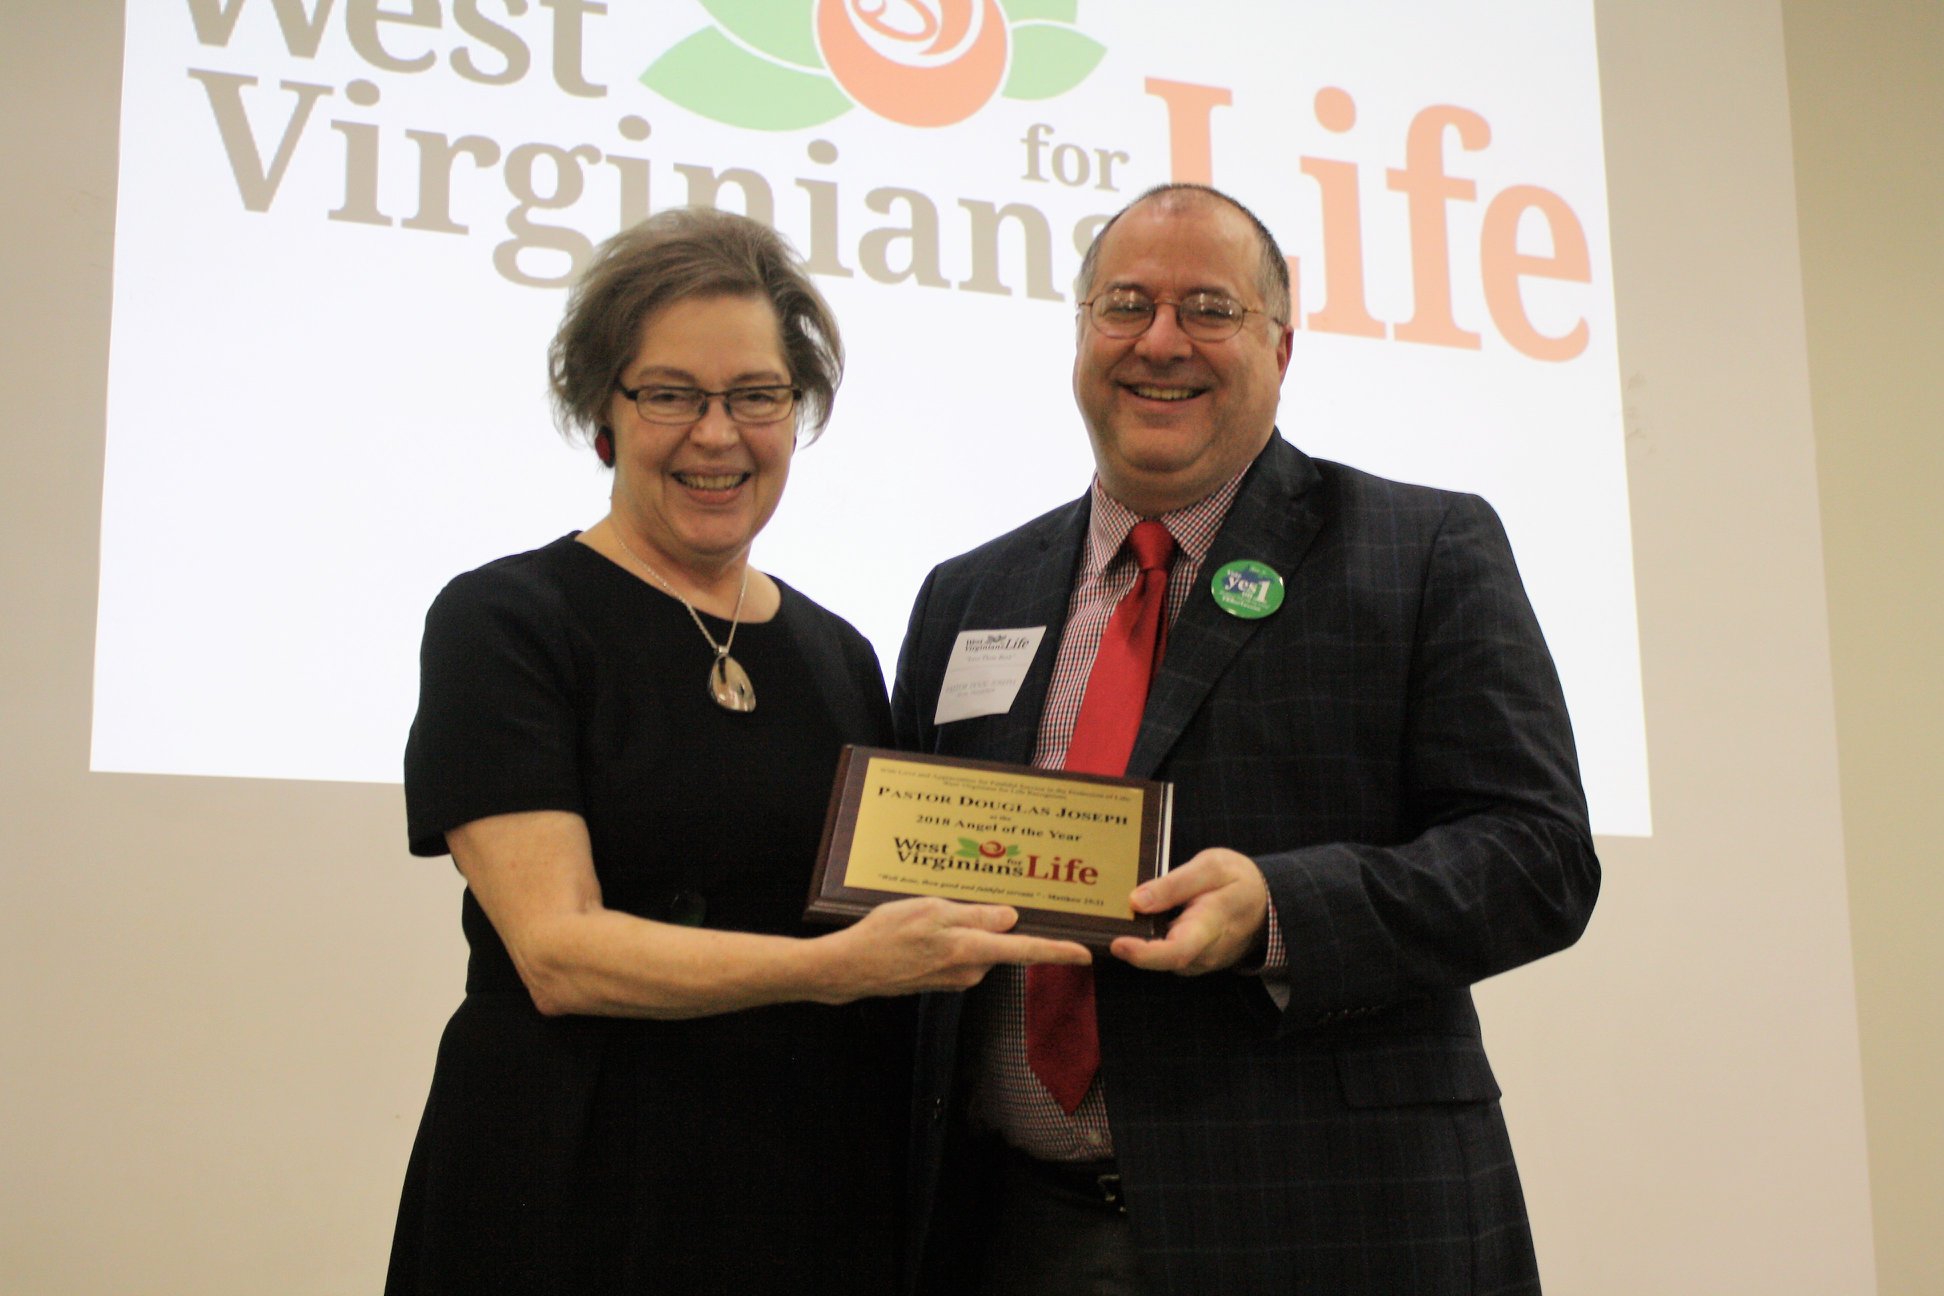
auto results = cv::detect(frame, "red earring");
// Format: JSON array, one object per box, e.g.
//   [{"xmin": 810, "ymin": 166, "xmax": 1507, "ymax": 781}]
[{"xmin": 594, "ymin": 430, "xmax": 614, "ymax": 466}]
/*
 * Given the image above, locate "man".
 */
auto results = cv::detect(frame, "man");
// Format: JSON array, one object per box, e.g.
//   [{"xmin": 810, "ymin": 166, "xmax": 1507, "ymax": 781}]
[{"xmin": 892, "ymin": 184, "xmax": 1599, "ymax": 1294}]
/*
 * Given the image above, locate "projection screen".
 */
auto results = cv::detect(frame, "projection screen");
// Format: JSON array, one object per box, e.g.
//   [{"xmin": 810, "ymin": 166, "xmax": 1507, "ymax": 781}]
[{"xmin": 94, "ymin": 0, "xmax": 1649, "ymax": 834}]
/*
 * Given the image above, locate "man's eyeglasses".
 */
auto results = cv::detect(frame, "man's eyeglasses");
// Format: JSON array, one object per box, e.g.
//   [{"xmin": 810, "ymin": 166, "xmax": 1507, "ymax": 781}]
[
  {"xmin": 617, "ymin": 383, "xmax": 801, "ymax": 426},
  {"xmin": 1079, "ymin": 289, "xmax": 1278, "ymax": 342}
]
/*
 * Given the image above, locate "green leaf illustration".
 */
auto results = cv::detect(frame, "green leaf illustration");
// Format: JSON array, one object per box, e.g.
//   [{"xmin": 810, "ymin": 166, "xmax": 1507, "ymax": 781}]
[
  {"xmin": 957, "ymin": 837, "xmax": 982, "ymax": 856},
  {"xmin": 642, "ymin": 29, "xmax": 851, "ymax": 130},
  {"xmin": 1002, "ymin": 23, "xmax": 1106, "ymax": 100},
  {"xmin": 698, "ymin": 0, "xmax": 824, "ymax": 69},
  {"xmin": 1003, "ymin": 0, "xmax": 1080, "ymax": 21}
]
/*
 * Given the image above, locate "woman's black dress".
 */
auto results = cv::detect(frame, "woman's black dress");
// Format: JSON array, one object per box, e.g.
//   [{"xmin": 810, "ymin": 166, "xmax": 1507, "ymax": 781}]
[{"xmin": 385, "ymin": 536, "xmax": 905, "ymax": 1295}]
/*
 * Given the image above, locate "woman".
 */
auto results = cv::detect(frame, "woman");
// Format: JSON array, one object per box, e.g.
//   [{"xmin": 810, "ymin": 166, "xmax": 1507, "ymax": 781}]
[{"xmin": 385, "ymin": 208, "xmax": 1085, "ymax": 1295}]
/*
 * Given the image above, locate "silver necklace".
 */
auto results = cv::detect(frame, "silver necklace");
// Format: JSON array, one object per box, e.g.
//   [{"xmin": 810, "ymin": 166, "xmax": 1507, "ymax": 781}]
[{"xmin": 608, "ymin": 524, "xmax": 756, "ymax": 713}]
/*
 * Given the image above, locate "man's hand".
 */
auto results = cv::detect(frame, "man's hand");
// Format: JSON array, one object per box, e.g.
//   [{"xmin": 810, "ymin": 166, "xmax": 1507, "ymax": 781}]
[{"xmin": 1109, "ymin": 847, "xmax": 1268, "ymax": 974}]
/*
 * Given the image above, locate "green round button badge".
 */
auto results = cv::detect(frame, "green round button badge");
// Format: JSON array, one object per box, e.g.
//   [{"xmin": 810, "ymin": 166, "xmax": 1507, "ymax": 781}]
[{"xmin": 1210, "ymin": 559, "xmax": 1285, "ymax": 619}]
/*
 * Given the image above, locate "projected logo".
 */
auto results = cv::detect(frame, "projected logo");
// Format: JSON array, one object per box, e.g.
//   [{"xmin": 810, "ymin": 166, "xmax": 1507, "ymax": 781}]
[
  {"xmin": 643, "ymin": 1, "xmax": 1105, "ymax": 129},
  {"xmin": 101, "ymin": 0, "xmax": 1646, "ymax": 834}
]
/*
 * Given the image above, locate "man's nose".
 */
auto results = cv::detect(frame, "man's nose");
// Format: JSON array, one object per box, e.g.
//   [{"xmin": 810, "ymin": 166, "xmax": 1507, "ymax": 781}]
[{"xmin": 1134, "ymin": 303, "xmax": 1196, "ymax": 360}]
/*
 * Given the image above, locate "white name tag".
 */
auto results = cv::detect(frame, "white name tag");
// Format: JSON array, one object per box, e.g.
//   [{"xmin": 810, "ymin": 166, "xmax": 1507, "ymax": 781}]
[{"xmin": 934, "ymin": 627, "xmax": 1046, "ymax": 725}]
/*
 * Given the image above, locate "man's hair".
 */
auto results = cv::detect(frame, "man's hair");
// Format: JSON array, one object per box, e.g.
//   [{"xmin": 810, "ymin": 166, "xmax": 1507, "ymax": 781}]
[
  {"xmin": 1074, "ymin": 183, "xmax": 1291, "ymax": 324},
  {"xmin": 548, "ymin": 207, "xmax": 844, "ymax": 449}
]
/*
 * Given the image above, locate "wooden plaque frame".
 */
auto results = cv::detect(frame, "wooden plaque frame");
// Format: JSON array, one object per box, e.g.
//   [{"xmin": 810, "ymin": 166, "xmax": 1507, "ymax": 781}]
[{"xmin": 806, "ymin": 746, "xmax": 1174, "ymax": 950}]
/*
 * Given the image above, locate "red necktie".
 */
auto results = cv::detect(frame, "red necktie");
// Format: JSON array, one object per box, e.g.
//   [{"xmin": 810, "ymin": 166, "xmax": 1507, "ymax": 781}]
[{"xmin": 1026, "ymin": 519, "xmax": 1177, "ymax": 1113}]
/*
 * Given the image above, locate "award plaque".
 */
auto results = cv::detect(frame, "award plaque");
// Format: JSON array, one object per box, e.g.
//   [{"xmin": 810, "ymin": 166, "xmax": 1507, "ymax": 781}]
[{"xmin": 807, "ymin": 746, "xmax": 1174, "ymax": 948}]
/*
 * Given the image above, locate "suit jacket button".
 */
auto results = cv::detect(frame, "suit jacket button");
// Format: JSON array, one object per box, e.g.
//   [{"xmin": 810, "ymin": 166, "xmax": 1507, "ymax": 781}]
[{"xmin": 931, "ymin": 1097, "xmax": 945, "ymax": 1122}]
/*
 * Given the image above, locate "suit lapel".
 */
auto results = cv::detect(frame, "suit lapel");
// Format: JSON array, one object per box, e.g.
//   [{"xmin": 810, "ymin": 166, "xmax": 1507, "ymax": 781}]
[{"xmin": 1126, "ymin": 435, "xmax": 1324, "ymax": 780}]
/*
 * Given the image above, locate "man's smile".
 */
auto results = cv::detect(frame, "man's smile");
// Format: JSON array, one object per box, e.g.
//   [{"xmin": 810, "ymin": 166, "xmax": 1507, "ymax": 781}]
[{"xmin": 1123, "ymin": 382, "xmax": 1207, "ymax": 402}]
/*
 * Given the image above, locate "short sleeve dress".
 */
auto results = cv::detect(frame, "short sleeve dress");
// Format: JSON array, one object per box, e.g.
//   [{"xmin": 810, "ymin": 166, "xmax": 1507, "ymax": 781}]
[{"xmin": 384, "ymin": 536, "xmax": 905, "ymax": 1296}]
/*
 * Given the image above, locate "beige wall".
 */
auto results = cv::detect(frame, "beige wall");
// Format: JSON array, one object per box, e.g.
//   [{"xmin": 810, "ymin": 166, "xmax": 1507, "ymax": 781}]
[
  {"xmin": 0, "ymin": 1, "xmax": 1928, "ymax": 1291},
  {"xmin": 1483, "ymin": 3, "xmax": 1876, "ymax": 1289},
  {"xmin": 1784, "ymin": 4, "xmax": 1944, "ymax": 1293},
  {"xmin": 3, "ymin": 10, "xmax": 465, "ymax": 1289}
]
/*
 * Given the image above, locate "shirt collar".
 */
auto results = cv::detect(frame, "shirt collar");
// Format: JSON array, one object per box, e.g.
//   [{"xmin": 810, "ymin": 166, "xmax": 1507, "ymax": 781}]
[{"xmin": 1083, "ymin": 466, "xmax": 1250, "ymax": 579}]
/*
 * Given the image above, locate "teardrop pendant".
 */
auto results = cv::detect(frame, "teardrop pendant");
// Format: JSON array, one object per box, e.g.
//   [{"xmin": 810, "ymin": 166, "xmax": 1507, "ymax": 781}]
[{"xmin": 709, "ymin": 653, "xmax": 756, "ymax": 713}]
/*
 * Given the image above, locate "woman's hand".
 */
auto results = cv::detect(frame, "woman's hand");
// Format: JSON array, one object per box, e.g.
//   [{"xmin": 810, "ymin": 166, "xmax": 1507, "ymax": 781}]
[
  {"xmin": 449, "ymin": 811, "xmax": 1087, "ymax": 1019},
  {"xmin": 811, "ymin": 898, "xmax": 1092, "ymax": 1002}
]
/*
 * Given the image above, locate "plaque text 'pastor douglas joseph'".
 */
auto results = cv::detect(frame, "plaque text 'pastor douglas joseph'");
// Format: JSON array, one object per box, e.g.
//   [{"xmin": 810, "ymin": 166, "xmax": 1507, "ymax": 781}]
[{"xmin": 877, "ymin": 785, "xmax": 1131, "ymax": 825}]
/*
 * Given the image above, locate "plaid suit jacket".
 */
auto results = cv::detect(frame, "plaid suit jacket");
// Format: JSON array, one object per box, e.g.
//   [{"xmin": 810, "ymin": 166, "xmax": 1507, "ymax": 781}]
[{"xmin": 893, "ymin": 435, "xmax": 1598, "ymax": 1295}]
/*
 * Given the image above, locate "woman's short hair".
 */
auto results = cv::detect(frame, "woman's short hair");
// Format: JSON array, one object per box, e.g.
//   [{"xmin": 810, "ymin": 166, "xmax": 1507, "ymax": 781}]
[{"xmin": 548, "ymin": 208, "xmax": 844, "ymax": 449}]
